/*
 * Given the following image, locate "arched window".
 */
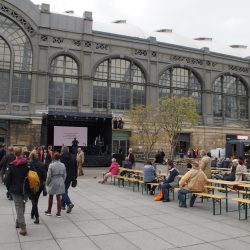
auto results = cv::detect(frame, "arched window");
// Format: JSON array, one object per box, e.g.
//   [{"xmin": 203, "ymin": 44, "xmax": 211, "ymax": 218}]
[
  {"xmin": 93, "ymin": 58, "xmax": 146, "ymax": 110},
  {"xmin": 49, "ymin": 55, "xmax": 79, "ymax": 107},
  {"xmin": 0, "ymin": 37, "xmax": 11, "ymax": 102},
  {"xmin": 213, "ymin": 75, "xmax": 248, "ymax": 119},
  {"xmin": 159, "ymin": 67, "xmax": 202, "ymax": 113},
  {"xmin": 0, "ymin": 14, "xmax": 32, "ymax": 103}
]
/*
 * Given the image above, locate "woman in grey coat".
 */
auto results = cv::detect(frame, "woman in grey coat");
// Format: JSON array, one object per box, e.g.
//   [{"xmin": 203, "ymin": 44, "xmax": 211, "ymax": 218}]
[{"xmin": 45, "ymin": 152, "xmax": 66, "ymax": 217}]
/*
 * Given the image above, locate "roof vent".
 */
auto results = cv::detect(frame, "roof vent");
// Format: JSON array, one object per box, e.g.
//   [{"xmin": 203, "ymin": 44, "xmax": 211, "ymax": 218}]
[
  {"xmin": 64, "ymin": 10, "xmax": 74, "ymax": 14},
  {"xmin": 156, "ymin": 29, "xmax": 173, "ymax": 33},
  {"xmin": 230, "ymin": 45, "xmax": 247, "ymax": 49},
  {"xmin": 194, "ymin": 37, "xmax": 213, "ymax": 41},
  {"xmin": 113, "ymin": 20, "xmax": 126, "ymax": 24}
]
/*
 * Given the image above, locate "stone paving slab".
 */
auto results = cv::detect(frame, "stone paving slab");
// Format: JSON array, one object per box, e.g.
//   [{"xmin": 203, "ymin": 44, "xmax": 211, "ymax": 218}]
[{"xmin": 0, "ymin": 167, "xmax": 250, "ymax": 250}]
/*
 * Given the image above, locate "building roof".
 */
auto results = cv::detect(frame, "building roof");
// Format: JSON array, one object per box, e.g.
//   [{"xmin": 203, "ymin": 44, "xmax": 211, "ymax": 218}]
[{"xmin": 93, "ymin": 20, "xmax": 250, "ymax": 59}]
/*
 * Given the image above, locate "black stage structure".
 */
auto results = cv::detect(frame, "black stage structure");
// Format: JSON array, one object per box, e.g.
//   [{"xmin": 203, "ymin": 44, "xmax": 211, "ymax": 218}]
[{"xmin": 41, "ymin": 111, "xmax": 112, "ymax": 167}]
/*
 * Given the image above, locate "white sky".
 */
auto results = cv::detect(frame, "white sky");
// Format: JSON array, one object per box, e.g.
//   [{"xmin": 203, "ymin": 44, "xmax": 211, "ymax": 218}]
[{"xmin": 31, "ymin": 0, "xmax": 250, "ymax": 46}]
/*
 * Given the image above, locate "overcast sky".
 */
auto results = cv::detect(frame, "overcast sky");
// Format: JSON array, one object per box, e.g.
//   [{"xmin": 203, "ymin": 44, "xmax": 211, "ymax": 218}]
[{"xmin": 31, "ymin": 0, "xmax": 250, "ymax": 46}]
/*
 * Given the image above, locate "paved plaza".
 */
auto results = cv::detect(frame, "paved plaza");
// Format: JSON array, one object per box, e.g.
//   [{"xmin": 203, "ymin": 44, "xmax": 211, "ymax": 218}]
[{"xmin": 1, "ymin": 168, "xmax": 250, "ymax": 250}]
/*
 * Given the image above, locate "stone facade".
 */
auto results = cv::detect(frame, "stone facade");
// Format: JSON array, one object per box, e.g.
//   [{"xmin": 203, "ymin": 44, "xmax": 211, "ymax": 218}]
[{"xmin": 0, "ymin": 0, "xmax": 250, "ymax": 152}]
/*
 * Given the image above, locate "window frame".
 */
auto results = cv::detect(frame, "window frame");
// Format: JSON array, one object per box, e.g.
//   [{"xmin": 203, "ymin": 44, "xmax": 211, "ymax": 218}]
[{"xmin": 93, "ymin": 58, "xmax": 146, "ymax": 111}]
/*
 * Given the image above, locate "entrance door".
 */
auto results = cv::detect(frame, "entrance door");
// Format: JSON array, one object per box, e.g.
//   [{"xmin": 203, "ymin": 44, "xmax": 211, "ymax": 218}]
[
  {"xmin": 112, "ymin": 139, "xmax": 128, "ymax": 156},
  {"xmin": 175, "ymin": 133, "xmax": 191, "ymax": 157}
]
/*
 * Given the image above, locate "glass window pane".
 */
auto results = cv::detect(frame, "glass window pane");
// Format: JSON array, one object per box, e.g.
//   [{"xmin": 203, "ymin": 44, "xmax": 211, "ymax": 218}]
[
  {"xmin": 93, "ymin": 59, "xmax": 146, "ymax": 110},
  {"xmin": 213, "ymin": 94, "xmax": 222, "ymax": 117},
  {"xmin": 133, "ymin": 84, "xmax": 145, "ymax": 106},
  {"xmin": 111, "ymin": 82, "xmax": 130, "ymax": 110},
  {"xmin": 49, "ymin": 55, "xmax": 79, "ymax": 107},
  {"xmin": 93, "ymin": 81, "xmax": 108, "ymax": 109},
  {"xmin": 240, "ymin": 97, "xmax": 248, "ymax": 119},
  {"xmin": 11, "ymin": 73, "xmax": 31, "ymax": 103},
  {"xmin": 225, "ymin": 96, "xmax": 237, "ymax": 118},
  {"xmin": 0, "ymin": 71, "xmax": 10, "ymax": 102},
  {"xmin": 223, "ymin": 75, "xmax": 236, "ymax": 95}
]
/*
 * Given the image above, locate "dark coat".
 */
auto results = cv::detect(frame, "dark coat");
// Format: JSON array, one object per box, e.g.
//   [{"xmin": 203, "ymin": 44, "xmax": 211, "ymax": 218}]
[
  {"xmin": 0, "ymin": 152, "xmax": 15, "ymax": 174},
  {"xmin": 60, "ymin": 152, "xmax": 77, "ymax": 183},
  {"xmin": 4, "ymin": 157, "xmax": 29, "ymax": 195},
  {"xmin": 29, "ymin": 159, "xmax": 47, "ymax": 190},
  {"xmin": 164, "ymin": 168, "xmax": 179, "ymax": 187}
]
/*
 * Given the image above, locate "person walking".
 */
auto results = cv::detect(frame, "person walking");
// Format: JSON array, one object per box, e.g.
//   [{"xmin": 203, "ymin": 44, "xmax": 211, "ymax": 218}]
[
  {"xmin": 60, "ymin": 146, "xmax": 77, "ymax": 213},
  {"xmin": 76, "ymin": 147, "xmax": 84, "ymax": 176},
  {"xmin": 199, "ymin": 150, "xmax": 212, "ymax": 179},
  {"xmin": 4, "ymin": 147, "xmax": 29, "ymax": 236},
  {"xmin": 29, "ymin": 150, "xmax": 47, "ymax": 224},
  {"xmin": 0, "ymin": 146, "xmax": 15, "ymax": 200},
  {"xmin": 45, "ymin": 152, "xmax": 66, "ymax": 217}
]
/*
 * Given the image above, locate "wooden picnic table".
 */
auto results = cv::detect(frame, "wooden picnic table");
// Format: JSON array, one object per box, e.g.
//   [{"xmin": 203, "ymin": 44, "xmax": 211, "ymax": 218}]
[{"xmin": 208, "ymin": 179, "xmax": 239, "ymax": 212}]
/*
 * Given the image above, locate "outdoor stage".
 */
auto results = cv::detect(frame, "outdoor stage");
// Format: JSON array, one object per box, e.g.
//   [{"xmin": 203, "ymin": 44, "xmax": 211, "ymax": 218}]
[{"xmin": 41, "ymin": 111, "xmax": 112, "ymax": 167}]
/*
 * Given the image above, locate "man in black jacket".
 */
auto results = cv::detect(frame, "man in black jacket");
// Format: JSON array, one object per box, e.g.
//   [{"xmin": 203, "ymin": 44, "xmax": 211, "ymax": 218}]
[
  {"xmin": 60, "ymin": 146, "xmax": 77, "ymax": 213},
  {"xmin": 4, "ymin": 147, "xmax": 29, "ymax": 236},
  {"xmin": 161, "ymin": 160, "xmax": 179, "ymax": 202},
  {"xmin": 0, "ymin": 146, "xmax": 15, "ymax": 200}
]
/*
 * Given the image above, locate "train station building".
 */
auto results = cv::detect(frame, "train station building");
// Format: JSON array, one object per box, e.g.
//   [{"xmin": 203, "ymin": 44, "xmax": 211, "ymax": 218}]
[{"xmin": 1, "ymin": 0, "xmax": 250, "ymax": 157}]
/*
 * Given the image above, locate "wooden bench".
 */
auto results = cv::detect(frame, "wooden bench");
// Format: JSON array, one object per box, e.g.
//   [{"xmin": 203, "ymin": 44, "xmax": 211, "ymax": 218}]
[
  {"xmin": 232, "ymin": 198, "xmax": 250, "ymax": 220},
  {"xmin": 122, "ymin": 177, "xmax": 139, "ymax": 191},
  {"xmin": 193, "ymin": 192, "xmax": 226, "ymax": 215},
  {"xmin": 205, "ymin": 185, "xmax": 227, "ymax": 193},
  {"xmin": 136, "ymin": 181, "xmax": 160, "ymax": 195}
]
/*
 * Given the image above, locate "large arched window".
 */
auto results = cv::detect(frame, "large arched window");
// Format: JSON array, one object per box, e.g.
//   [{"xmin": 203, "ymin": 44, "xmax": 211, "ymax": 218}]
[
  {"xmin": 49, "ymin": 55, "xmax": 79, "ymax": 107},
  {"xmin": 0, "ymin": 37, "xmax": 11, "ymax": 102},
  {"xmin": 93, "ymin": 58, "xmax": 146, "ymax": 110},
  {"xmin": 159, "ymin": 67, "xmax": 202, "ymax": 113},
  {"xmin": 0, "ymin": 14, "xmax": 32, "ymax": 103},
  {"xmin": 213, "ymin": 75, "xmax": 248, "ymax": 119}
]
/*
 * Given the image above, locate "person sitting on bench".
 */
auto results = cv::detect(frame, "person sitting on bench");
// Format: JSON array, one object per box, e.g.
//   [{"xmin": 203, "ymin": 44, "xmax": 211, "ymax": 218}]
[
  {"xmin": 98, "ymin": 158, "xmax": 119, "ymax": 184},
  {"xmin": 161, "ymin": 160, "xmax": 179, "ymax": 202},
  {"xmin": 143, "ymin": 160, "xmax": 157, "ymax": 195},
  {"xmin": 178, "ymin": 161, "xmax": 208, "ymax": 208}
]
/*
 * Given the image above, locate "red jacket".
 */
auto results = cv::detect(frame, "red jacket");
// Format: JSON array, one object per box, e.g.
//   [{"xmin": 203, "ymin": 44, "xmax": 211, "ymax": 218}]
[{"xmin": 109, "ymin": 162, "xmax": 119, "ymax": 175}]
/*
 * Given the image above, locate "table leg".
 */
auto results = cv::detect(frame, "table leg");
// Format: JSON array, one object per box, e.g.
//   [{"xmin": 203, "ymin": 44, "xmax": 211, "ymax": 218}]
[{"xmin": 225, "ymin": 185, "xmax": 228, "ymax": 212}]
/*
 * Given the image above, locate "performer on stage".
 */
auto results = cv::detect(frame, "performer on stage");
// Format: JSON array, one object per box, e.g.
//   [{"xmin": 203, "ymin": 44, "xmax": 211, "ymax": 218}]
[{"xmin": 71, "ymin": 137, "xmax": 79, "ymax": 155}]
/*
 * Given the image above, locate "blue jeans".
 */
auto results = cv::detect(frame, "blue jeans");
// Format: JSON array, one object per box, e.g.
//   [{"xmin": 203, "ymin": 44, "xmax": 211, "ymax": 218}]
[
  {"xmin": 161, "ymin": 183, "xmax": 171, "ymax": 200},
  {"xmin": 178, "ymin": 189, "xmax": 197, "ymax": 207},
  {"xmin": 62, "ymin": 181, "xmax": 72, "ymax": 207}
]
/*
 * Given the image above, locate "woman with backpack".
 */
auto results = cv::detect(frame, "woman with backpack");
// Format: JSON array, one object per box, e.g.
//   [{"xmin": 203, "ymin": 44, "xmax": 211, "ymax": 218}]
[{"xmin": 29, "ymin": 150, "xmax": 47, "ymax": 224}]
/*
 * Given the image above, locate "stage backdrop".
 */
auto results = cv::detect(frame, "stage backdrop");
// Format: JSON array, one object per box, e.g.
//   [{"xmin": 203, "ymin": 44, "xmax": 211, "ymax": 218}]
[{"xmin": 54, "ymin": 126, "xmax": 88, "ymax": 146}]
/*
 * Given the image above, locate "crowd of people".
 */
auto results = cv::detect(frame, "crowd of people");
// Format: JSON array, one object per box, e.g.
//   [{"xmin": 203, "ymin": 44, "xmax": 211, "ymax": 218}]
[
  {"xmin": 98, "ymin": 146, "xmax": 250, "ymax": 209},
  {"xmin": 0, "ymin": 144, "xmax": 78, "ymax": 236},
  {"xmin": 1, "ymin": 141, "xmax": 250, "ymax": 236}
]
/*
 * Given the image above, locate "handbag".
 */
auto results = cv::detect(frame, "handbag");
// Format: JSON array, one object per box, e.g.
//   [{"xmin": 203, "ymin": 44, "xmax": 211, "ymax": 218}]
[
  {"xmin": 71, "ymin": 179, "xmax": 77, "ymax": 188},
  {"xmin": 154, "ymin": 191, "xmax": 163, "ymax": 201}
]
